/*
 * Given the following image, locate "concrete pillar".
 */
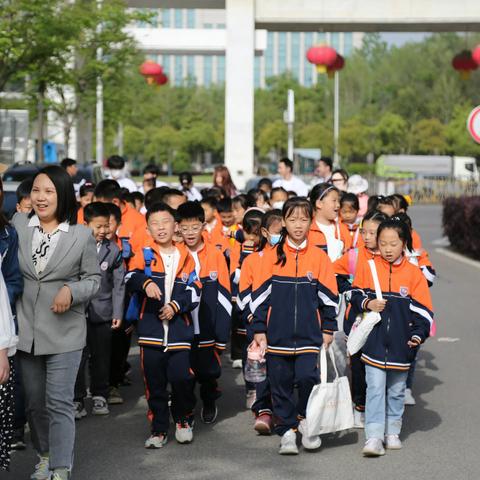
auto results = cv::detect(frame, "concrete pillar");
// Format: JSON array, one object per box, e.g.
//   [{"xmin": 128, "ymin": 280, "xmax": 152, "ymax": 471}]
[{"xmin": 225, "ymin": 0, "xmax": 255, "ymax": 189}]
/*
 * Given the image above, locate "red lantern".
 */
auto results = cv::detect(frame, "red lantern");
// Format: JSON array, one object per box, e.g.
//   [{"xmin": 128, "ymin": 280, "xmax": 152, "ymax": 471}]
[
  {"xmin": 155, "ymin": 73, "xmax": 168, "ymax": 86},
  {"xmin": 139, "ymin": 60, "xmax": 163, "ymax": 85},
  {"xmin": 306, "ymin": 45, "xmax": 337, "ymax": 74},
  {"xmin": 451, "ymin": 50, "xmax": 478, "ymax": 80},
  {"xmin": 327, "ymin": 54, "xmax": 345, "ymax": 78},
  {"xmin": 473, "ymin": 45, "xmax": 480, "ymax": 66}
]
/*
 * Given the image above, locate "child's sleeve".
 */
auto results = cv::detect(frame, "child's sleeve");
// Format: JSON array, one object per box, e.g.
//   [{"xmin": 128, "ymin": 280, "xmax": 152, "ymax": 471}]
[
  {"xmin": 418, "ymin": 249, "xmax": 436, "ymax": 287},
  {"xmin": 170, "ymin": 256, "xmax": 202, "ymax": 315},
  {"xmin": 237, "ymin": 256, "xmax": 255, "ymax": 325},
  {"xmin": 111, "ymin": 246, "xmax": 126, "ymax": 321},
  {"xmin": 350, "ymin": 261, "xmax": 370, "ymax": 312},
  {"xmin": 316, "ymin": 252, "xmax": 339, "ymax": 334},
  {"xmin": 334, "ymin": 252, "xmax": 353, "ymax": 293},
  {"xmin": 251, "ymin": 253, "xmax": 273, "ymax": 334},
  {"xmin": 409, "ymin": 269, "xmax": 434, "ymax": 345},
  {"xmin": 214, "ymin": 250, "xmax": 232, "ymax": 351}
]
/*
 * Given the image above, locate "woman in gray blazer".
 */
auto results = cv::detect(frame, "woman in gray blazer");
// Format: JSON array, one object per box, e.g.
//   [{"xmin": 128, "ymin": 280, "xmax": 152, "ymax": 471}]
[{"xmin": 13, "ymin": 166, "xmax": 100, "ymax": 480}]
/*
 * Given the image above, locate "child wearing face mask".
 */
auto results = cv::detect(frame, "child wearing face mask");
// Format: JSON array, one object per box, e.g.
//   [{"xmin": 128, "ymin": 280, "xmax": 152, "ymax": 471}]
[
  {"xmin": 237, "ymin": 209, "xmax": 282, "ymax": 435},
  {"xmin": 269, "ymin": 187, "xmax": 288, "ymax": 211},
  {"xmin": 350, "ymin": 218, "xmax": 433, "ymax": 457},
  {"xmin": 308, "ymin": 183, "xmax": 352, "ymax": 262}
]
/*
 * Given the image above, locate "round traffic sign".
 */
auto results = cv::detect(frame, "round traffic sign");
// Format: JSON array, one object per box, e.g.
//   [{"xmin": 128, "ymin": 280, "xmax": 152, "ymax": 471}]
[{"xmin": 467, "ymin": 106, "xmax": 480, "ymax": 144}]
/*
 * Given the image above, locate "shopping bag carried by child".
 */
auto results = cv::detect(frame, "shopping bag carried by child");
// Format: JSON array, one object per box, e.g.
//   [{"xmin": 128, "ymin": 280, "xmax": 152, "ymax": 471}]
[
  {"xmin": 346, "ymin": 259, "xmax": 382, "ymax": 356},
  {"xmin": 305, "ymin": 346, "xmax": 354, "ymax": 436}
]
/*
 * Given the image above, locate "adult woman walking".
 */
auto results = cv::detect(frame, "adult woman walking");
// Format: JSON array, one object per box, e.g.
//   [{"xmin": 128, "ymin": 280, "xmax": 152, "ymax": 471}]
[
  {"xmin": 213, "ymin": 165, "xmax": 238, "ymax": 198},
  {"xmin": 12, "ymin": 166, "xmax": 100, "ymax": 480}
]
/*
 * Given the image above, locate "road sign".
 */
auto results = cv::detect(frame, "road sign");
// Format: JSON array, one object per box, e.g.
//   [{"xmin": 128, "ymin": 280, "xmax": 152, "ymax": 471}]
[{"xmin": 467, "ymin": 106, "xmax": 480, "ymax": 144}]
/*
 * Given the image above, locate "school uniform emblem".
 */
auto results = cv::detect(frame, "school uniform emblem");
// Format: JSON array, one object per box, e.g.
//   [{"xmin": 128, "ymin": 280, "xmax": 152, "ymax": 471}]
[
  {"xmin": 100, "ymin": 261, "xmax": 109, "ymax": 271},
  {"xmin": 307, "ymin": 271, "xmax": 313, "ymax": 282},
  {"xmin": 209, "ymin": 271, "xmax": 218, "ymax": 280},
  {"xmin": 399, "ymin": 286, "xmax": 409, "ymax": 297},
  {"xmin": 182, "ymin": 272, "xmax": 189, "ymax": 282}
]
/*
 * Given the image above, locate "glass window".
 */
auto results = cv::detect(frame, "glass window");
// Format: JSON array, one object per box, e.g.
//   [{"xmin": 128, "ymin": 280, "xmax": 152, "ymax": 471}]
[
  {"xmin": 162, "ymin": 9, "xmax": 170, "ymax": 28},
  {"xmin": 343, "ymin": 32, "xmax": 353, "ymax": 56},
  {"xmin": 217, "ymin": 23, "xmax": 225, "ymax": 29},
  {"xmin": 290, "ymin": 32, "xmax": 300, "ymax": 79},
  {"xmin": 265, "ymin": 32, "xmax": 274, "ymax": 78},
  {"xmin": 217, "ymin": 56, "xmax": 225, "ymax": 84},
  {"xmin": 187, "ymin": 56, "xmax": 195, "ymax": 81},
  {"xmin": 187, "ymin": 9, "xmax": 195, "ymax": 28},
  {"xmin": 204, "ymin": 56, "xmax": 212, "ymax": 86},
  {"xmin": 174, "ymin": 9, "xmax": 183, "ymax": 28},
  {"xmin": 304, "ymin": 32, "xmax": 314, "ymax": 86},
  {"xmin": 163, "ymin": 55, "xmax": 170, "ymax": 74},
  {"xmin": 254, "ymin": 55, "xmax": 261, "ymax": 88},
  {"xmin": 331, "ymin": 32, "xmax": 340, "ymax": 51},
  {"xmin": 174, "ymin": 56, "xmax": 183, "ymax": 86},
  {"xmin": 316, "ymin": 32, "xmax": 326, "ymax": 44},
  {"xmin": 278, "ymin": 32, "xmax": 287, "ymax": 73},
  {"xmin": 204, "ymin": 23, "xmax": 213, "ymax": 29}
]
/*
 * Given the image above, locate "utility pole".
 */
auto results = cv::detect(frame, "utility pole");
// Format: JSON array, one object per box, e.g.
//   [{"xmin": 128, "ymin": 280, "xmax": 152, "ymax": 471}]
[
  {"xmin": 284, "ymin": 89, "xmax": 295, "ymax": 161},
  {"xmin": 333, "ymin": 71, "xmax": 340, "ymax": 167},
  {"xmin": 96, "ymin": 0, "xmax": 103, "ymax": 165}
]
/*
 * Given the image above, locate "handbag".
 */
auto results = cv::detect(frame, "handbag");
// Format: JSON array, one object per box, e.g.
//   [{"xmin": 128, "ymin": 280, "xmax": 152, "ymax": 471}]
[
  {"xmin": 305, "ymin": 346, "xmax": 354, "ymax": 436},
  {"xmin": 346, "ymin": 259, "xmax": 383, "ymax": 356}
]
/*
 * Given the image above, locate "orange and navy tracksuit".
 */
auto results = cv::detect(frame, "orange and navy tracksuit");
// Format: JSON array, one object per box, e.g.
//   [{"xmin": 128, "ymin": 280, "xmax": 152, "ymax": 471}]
[
  {"xmin": 343, "ymin": 220, "xmax": 362, "ymax": 249},
  {"xmin": 77, "ymin": 206, "xmax": 85, "ymax": 224},
  {"xmin": 308, "ymin": 219, "xmax": 352, "ymax": 255},
  {"xmin": 119, "ymin": 203, "xmax": 148, "ymax": 261},
  {"xmin": 251, "ymin": 239, "xmax": 339, "ymax": 435},
  {"xmin": 350, "ymin": 255, "xmax": 433, "ymax": 372},
  {"xmin": 188, "ymin": 242, "xmax": 232, "ymax": 405},
  {"xmin": 126, "ymin": 243, "xmax": 202, "ymax": 434}
]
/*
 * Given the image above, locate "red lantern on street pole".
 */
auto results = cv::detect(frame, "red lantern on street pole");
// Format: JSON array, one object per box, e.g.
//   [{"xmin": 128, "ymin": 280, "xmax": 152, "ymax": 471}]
[
  {"xmin": 306, "ymin": 45, "xmax": 338, "ymax": 74},
  {"xmin": 139, "ymin": 60, "xmax": 163, "ymax": 85},
  {"xmin": 472, "ymin": 45, "xmax": 480, "ymax": 66},
  {"xmin": 327, "ymin": 54, "xmax": 345, "ymax": 78},
  {"xmin": 154, "ymin": 73, "xmax": 168, "ymax": 86},
  {"xmin": 451, "ymin": 50, "xmax": 478, "ymax": 80}
]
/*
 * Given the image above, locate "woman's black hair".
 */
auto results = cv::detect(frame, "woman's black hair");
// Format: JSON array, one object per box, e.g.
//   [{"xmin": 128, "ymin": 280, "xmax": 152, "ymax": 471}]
[
  {"xmin": 0, "ymin": 178, "xmax": 9, "ymax": 229},
  {"xmin": 362, "ymin": 209, "xmax": 389, "ymax": 225},
  {"xmin": 242, "ymin": 209, "xmax": 264, "ymax": 235},
  {"xmin": 276, "ymin": 197, "xmax": 313, "ymax": 266},
  {"xmin": 330, "ymin": 168, "xmax": 349, "ymax": 182},
  {"xmin": 340, "ymin": 192, "xmax": 359, "ymax": 211},
  {"xmin": 309, "ymin": 182, "xmax": 339, "ymax": 210},
  {"xmin": 232, "ymin": 194, "xmax": 250, "ymax": 210},
  {"xmin": 259, "ymin": 209, "xmax": 282, "ymax": 250},
  {"xmin": 377, "ymin": 217, "xmax": 413, "ymax": 252},
  {"xmin": 31, "ymin": 165, "xmax": 78, "ymax": 224},
  {"xmin": 390, "ymin": 193, "xmax": 409, "ymax": 213}
]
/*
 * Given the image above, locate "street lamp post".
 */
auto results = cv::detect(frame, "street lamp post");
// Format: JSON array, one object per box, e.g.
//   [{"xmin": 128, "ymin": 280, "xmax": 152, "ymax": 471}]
[{"xmin": 96, "ymin": 0, "xmax": 103, "ymax": 166}]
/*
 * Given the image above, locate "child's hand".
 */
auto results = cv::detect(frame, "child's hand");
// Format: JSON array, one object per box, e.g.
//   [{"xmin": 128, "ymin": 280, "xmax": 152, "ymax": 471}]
[
  {"xmin": 253, "ymin": 333, "xmax": 267, "ymax": 355},
  {"xmin": 159, "ymin": 304, "xmax": 175, "ymax": 322},
  {"xmin": 0, "ymin": 350, "xmax": 9, "ymax": 385},
  {"xmin": 322, "ymin": 333, "xmax": 334, "ymax": 348},
  {"xmin": 145, "ymin": 282, "xmax": 162, "ymax": 301},
  {"xmin": 407, "ymin": 337, "xmax": 421, "ymax": 348},
  {"xmin": 51, "ymin": 285, "xmax": 72, "ymax": 314},
  {"xmin": 111, "ymin": 319, "xmax": 122, "ymax": 330},
  {"xmin": 367, "ymin": 299, "xmax": 387, "ymax": 313}
]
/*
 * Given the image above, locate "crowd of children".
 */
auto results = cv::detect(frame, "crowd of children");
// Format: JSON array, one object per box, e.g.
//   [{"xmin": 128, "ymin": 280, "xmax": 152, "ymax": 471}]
[{"xmin": 4, "ymin": 167, "xmax": 436, "ymax": 468}]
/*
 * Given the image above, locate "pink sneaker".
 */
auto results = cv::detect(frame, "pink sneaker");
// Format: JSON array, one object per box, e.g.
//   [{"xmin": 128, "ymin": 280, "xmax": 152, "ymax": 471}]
[{"xmin": 254, "ymin": 413, "xmax": 273, "ymax": 435}]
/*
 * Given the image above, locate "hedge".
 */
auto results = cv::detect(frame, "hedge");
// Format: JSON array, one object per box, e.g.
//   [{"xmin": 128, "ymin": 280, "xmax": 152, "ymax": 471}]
[{"xmin": 443, "ymin": 196, "xmax": 480, "ymax": 260}]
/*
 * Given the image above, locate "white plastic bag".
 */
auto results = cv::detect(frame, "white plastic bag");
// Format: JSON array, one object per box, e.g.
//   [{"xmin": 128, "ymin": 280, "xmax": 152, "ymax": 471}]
[
  {"xmin": 305, "ymin": 346, "xmax": 354, "ymax": 436},
  {"xmin": 0, "ymin": 255, "xmax": 17, "ymax": 356},
  {"xmin": 347, "ymin": 259, "xmax": 382, "ymax": 356}
]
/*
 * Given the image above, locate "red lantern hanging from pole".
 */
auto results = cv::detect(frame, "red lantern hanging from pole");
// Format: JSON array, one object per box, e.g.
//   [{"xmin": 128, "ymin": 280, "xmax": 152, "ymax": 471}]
[
  {"xmin": 451, "ymin": 50, "xmax": 478, "ymax": 80},
  {"xmin": 472, "ymin": 45, "xmax": 480, "ymax": 66},
  {"xmin": 327, "ymin": 54, "xmax": 345, "ymax": 78},
  {"xmin": 306, "ymin": 45, "xmax": 338, "ymax": 74},
  {"xmin": 155, "ymin": 73, "xmax": 168, "ymax": 86},
  {"xmin": 139, "ymin": 60, "xmax": 163, "ymax": 85}
]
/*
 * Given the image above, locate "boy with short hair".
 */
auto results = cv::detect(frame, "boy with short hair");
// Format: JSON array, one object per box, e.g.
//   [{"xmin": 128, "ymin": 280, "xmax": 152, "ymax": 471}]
[
  {"xmin": 74, "ymin": 202, "xmax": 125, "ymax": 418},
  {"xmin": 201, "ymin": 196, "xmax": 228, "ymax": 252},
  {"xmin": 126, "ymin": 202, "xmax": 202, "ymax": 448},
  {"xmin": 177, "ymin": 202, "xmax": 231, "ymax": 424},
  {"xmin": 15, "ymin": 178, "xmax": 33, "ymax": 213}
]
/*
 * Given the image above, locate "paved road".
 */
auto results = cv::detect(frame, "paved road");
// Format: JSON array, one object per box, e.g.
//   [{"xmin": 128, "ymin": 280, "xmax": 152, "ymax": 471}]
[{"xmin": 3, "ymin": 205, "xmax": 478, "ymax": 480}]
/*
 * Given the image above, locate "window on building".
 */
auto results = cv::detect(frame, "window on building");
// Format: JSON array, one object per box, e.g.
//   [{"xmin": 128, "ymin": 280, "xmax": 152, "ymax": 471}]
[
  {"xmin": 174, "ymin": 56, "xmax": 183, "ymax": 86},
  {"xmin": 204, "ymin": 23, "xmax": 213, "ymax": 29},
  {"xmin": 217, "ymin": 56, "xmax": 225, "ymax": 84},
  {"xmin": 174, "ymin": 9, "xmax": 183, "ymax": 28},
  {"xmin": 187, "ymin": 9, "xmax": 195, "ymax": 28},
  {"xmin": 265, "ymin": 32, "xmax": 274, "ymax": 79},
  {"xmin": 163, "ymin": 55, "xmax": 170, "ymax": 74},
  {"xmin": 254, "ymin": 56, "xmax": 261, "ymax": 88},
  {"xmin": 331, "ymin": 32, "xmax": 340, "ymax": 51},
  {"xmin": 204, "ymin": 56, "xmax": 213, "ymax": 86},
  {"xmin": 162, "ymin": 9, "xmax": 171, "ymax": 28},
  {"xmin": 290, "ymin": 32, "xmax": 300, "ymax": 79},
  {"xmin": 304, "ymin": 32, "xmax": 314, "ymax": 86},
  {"xmin": 187, "ymin": 56, "xmax": 195, "ymax": 82},
  {"xmin": 278, "ymin": 32, "xmax": 287, "ymax": 73},
  {"xmin": 344, "ymin": 32, "xmax": 353, "ymax": 56}
]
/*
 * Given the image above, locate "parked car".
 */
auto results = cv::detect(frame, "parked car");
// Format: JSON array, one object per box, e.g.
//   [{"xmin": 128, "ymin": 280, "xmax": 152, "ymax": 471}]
[{"xmin": 1, "ymin": 181, "xmax": 20, "ymax": 219}]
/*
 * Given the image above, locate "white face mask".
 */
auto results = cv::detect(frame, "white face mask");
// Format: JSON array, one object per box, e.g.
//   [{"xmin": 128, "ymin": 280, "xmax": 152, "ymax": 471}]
[
  {"xmin": 109, "ymin": 169, "xmax": 124, "ymax": 180},
  {"xmin": 272, "ymin": 201, "xmax": 284, "ymax": 210}
]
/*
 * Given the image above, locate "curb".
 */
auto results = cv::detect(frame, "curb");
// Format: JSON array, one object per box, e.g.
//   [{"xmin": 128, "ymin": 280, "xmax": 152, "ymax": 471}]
[{"xmin": 435, "ymin": 247, "xmax": 480, "ymax": 270}]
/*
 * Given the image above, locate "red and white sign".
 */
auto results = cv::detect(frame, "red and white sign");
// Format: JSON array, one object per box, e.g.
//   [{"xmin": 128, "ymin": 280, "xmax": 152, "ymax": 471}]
[{"xmin": 467, "ymin": 106, "xmax": 480, "ymax": 144}]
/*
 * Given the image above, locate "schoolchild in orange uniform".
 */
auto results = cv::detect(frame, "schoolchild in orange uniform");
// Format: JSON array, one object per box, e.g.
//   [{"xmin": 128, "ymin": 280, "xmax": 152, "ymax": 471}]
[
  {"xmin": 177, "ymin": 201, "xmax": 232, "ymax": 425},
  {"xmin": 351, "ymin": 218, "xmax": 433, "ymax": 457},
  {"xmin": 252, "ymin": 197, "xmax": 339, "ymax": 455},
  {"xmin": 339, "ymin": 192, "xmax": 362, "ymax": 249},
  {"xmin": 126, "ymin": 203, "xmax": 201, "ymax": 449},
  {"xmin": 201, "ymin": 196, "xmax": 229, "ymax": 253},
  {"xmin": 308, "ymin": 183, "xmax": 352, "ymax": 262}
]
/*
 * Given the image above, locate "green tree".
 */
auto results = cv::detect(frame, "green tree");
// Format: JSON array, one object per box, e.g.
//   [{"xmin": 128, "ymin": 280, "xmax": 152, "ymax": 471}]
[
  {"xmin": 410, "ymin": 118, "xmax": 448, "ymax": 154},
  {"xmin": 257, "ymin": 120, "xmax": 287, "ymax": 157}
]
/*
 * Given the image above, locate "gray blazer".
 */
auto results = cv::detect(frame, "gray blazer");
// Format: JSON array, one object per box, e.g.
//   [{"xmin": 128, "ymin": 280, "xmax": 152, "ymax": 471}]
[
  {"xmin": 88, "ymin": 239, "xmax": 125, "ymax": 324},
  {"xmin": 13, "ymin": 213, "xmax": 101, "ymax": 355}
]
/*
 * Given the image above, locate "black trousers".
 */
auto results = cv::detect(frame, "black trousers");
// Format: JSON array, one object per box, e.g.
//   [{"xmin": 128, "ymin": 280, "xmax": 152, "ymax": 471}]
[
  {"xmin": 141, "ymin": 347, "xmax": 195, "ymax": 435},
  {"xmin": 230, "ymin": 308, "xmax": 245, "ymax": 361},
  {"xmin": 351, "ymin": 352, "xmax": 366, "ymax": 410},
  {"xmin": 190, "ymin": 341, "xmax": 222, "ymax": 405},
  {"xmin": 75, "ymin": 322, "xmax": 112, "ymax": 400},
  {"xmin": 109, "ymin": 327, "xmax": 132, "ymax": 388}
]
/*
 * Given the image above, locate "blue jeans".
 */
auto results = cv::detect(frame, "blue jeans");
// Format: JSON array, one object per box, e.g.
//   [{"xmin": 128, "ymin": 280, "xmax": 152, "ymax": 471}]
[{"xmin": 365, "ymin": 365, "xmax": 408, "ymax": 440}]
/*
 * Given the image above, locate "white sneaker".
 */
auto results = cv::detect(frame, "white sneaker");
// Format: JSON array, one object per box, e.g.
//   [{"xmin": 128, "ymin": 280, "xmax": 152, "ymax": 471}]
[
  {"xmin": 51, "ymin": 468, "xmax": 69, "ymax": 480},
  {"xmin": 298, "ymin": 420, "xmax": 322, "ymax": 450},
  {"xmin": 353, "ymin": 409, "xmax": 365, "ymax": 429},
  {"xmin": 232, "ymin": 359, "xmax": 243, "ymax": 369},
  {"xmin": 92, "ymin": 396, "xmax": 109, "ymax": 415},
  {"xmin": 30, "ymin": 455, "xmax": 50, "ymax": 480},
  {"xmin": 245, "ymin": 390, "xmax": 256, "ymax": 409},
  {"xmin": 404, "ymin": 388, "xmax": 416, "ymax": 406},
  {"xmin": 385, "ymin": 434, "xmax": 402, "ymax": 450},
  {"xmin": 362, "ymin": 438, "xmax": 385, "ymax": 457},
  {"xmin": 145, "ymin": 434, "xmax": 167, "ymax": 449},
  {"xmin": 279, "ymin": 429, "xmax": 299, "ymax": 455},
  {"xmin": 74, "ymin": 401, "xmax": 87, "ymax": 420},
  {"xmin": 175, "ymin": 421, "xmax": 193, "ymax": 444}
]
